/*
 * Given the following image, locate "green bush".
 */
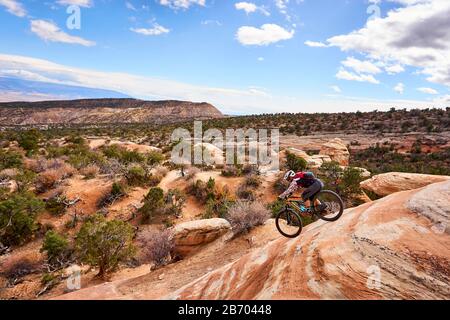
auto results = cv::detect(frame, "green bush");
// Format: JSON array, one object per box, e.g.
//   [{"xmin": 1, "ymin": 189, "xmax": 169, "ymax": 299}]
[
  {"xmin": 17, "ymin": 129, "xmax": 41, "ymax": 155},
  {"xmin": 45, "ymin": 195, "xmax": 68, "ymax": 216},
  {"xmin": 139, "ymin": 187, "xmax": 164, "ymax": 223},
  {"xmin": 0, "ymin": 149, "xmax": 23, "ymax": 170},
  {"xmin": 15, "ymin": 170, "xmax": 36, "ymax": 192},
  {"xmin": 188, "ymin": 178, "xmax": 216, "ymax": 204},
  {"xmin": 0, "ymin": 193, "xmax": 44, "ymax": 246},
  {"xmin": 102, "ymin": 145, "xmax": 145, "ymax": 164},
  {"xmin": 41, "ymin": 231, "xmax": 71, "ymax": 266},
  {"xmin": 164, "ymin": 189, "xmax": 187, "ymax": 217},
  {"xmin": 76, "ymin": 214, "xmax": 135, "ymax": 278},
  {"xmin": 125, "ymin": 165, "xmax": 148, "ymax": 187},
  {"xmin": 146, "ymin": 151, "xmax": 165, "ymax": 166},
  {"xmin": 98, "ymin": 181, "xmax": 127, "ymax": 207},
  {"xmin": 286, "ymin": 152, "xmax": 307, "ymax": 171}
]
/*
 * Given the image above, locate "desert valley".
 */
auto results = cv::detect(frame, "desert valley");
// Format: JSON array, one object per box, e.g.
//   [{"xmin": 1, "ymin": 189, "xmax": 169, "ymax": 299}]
[{"xmin": 0, "ymin": 99, "xmax": 448, "ymax": 300}]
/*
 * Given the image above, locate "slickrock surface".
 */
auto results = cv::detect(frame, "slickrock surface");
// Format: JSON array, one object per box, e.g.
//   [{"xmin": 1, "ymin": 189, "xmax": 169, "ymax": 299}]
[
  {"xmin": 361, "ymin": 172, "xmax": 450, "ymax": 196},
  {"xmin": 167, "ymin": 181, "xmax": 450, "ymax": 300}
]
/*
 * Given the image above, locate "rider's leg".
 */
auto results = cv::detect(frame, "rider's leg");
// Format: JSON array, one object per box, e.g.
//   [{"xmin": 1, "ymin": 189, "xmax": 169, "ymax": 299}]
[{"xmin": 302, "ymin": 180, "xmax": 323, "ymax": 208}]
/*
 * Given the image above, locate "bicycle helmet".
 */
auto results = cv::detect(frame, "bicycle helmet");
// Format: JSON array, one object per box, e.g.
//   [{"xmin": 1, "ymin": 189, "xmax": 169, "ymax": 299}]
[{"xmin": 284, "ymin": 170, "xmax": 296, "ymax": 181}]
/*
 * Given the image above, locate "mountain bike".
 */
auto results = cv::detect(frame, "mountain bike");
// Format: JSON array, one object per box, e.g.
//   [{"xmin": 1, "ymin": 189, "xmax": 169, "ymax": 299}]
[{"xmin": 275, "ymin": 190, "xmax": 344, "ymax": 238}]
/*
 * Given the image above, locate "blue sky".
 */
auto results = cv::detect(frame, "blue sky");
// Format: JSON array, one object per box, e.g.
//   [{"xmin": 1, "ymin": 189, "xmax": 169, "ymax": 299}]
[{"xmin": 0, "ymin": 0, "xmax": 449, "ymax": 114}]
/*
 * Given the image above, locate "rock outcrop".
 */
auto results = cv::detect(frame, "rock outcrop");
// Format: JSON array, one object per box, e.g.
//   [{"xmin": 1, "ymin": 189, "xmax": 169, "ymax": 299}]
[
  {"xmin": 166, "ymin": 181, "xmax": 450, "ymax": 300},
  {"xmin": 0, "ymin": 99, "xmax": 223, "ymax": 125},
  {"xmin": 319, "ymin": 138, "xmax": 350, "ymax": 166},
  {"xmin": 171, "ymin": 218, "xmax": 231, "ymax": 257},
  {"xmin": 283, "ymin": 147, "xmax": 331, "ymax": 169},
  {"xmin": 361, "ymin": 172, "xmax": 450, "ymax": 197}
]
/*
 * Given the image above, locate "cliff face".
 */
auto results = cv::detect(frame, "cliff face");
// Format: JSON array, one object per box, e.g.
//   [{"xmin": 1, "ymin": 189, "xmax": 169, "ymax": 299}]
[{"xmin": 0, "ymin": 99, "xmax": 223, "ymax": 125}]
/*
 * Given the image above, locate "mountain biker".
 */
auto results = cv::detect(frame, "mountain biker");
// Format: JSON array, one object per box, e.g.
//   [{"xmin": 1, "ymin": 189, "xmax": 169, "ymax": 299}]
[{"xmin": 278, "ymin": 170, "xmax": 325, "ymax": 210}]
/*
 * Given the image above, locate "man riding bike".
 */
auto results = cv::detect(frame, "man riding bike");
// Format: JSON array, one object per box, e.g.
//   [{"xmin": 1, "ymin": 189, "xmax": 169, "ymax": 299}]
[{"xmin": 278, "ymin": 170, "xmax": 325, "ymax": 212}]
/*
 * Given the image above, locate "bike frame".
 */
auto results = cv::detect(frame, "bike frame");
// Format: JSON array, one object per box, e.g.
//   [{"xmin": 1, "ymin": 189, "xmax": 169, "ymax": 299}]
[{"xmin": 284, "ymin": 196, "xmax": 314, "ymax": 218}]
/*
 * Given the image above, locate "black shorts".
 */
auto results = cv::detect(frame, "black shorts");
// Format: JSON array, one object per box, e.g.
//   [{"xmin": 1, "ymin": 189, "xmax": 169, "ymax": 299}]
[{"xmin": 302, "ymin": 180, "xmax": 324, "ymax": 201}]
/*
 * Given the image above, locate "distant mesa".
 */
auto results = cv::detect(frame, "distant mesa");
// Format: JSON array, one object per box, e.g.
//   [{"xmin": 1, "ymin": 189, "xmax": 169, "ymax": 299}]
[{"xmin": 0, "ymin": 77, "xmax": 223, "ymax": 125}]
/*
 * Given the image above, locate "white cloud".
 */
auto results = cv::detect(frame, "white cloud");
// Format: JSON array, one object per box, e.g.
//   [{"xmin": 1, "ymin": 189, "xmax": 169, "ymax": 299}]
[
  {"xmin": 130, "ymin": 24, "xmax": 170, "ymax": 36},
  {"xmin": 417, "ymin": 87, "xmax": 438, "ymax": 94},
  {"xmin": 326, "ymin": 0, "xmax": 450, "ymax": 88},
  {"xmin": 257, "ymin": 57, "xmax": 264, "ymax": 62},
  {"xmin": 56, "ymin": 0, "xmax": 93, "ymax": 7},
  {"xmin": 304, "ymin": 41, "xmax": 328, "ymax": 48},
  {"xmin": 394, "ymin": 82, "xmax": 405, "ymax": 94},
  {"xmin": 159, "ymin": 0, "xmax": 205, "ymax": 10},
  {"xmin": 275, "ymin": 0, "xmax": 290, "ymax": 20},
  {"xmin": 235, "ymin": 2, "xmax": 270, "ymax": 16},
  {"xmin": 125, "ymin": 1, "xmax": 137, "ymax": 11},
  {"xmin": 236, "ymin": 24, "xmax": 294, "ymax": 46},
  {"xmin": 341, "ymin": 57, "xmax": 382, "ymax": 74},
  {"xmin": 30, "ymin": 20, "xmax": 96, "ymax": 46},
  {"xmin": 235, "ymin": 2, "xmax": 256, "ymax": 13},
  {"xmin": 385, "ymin": 64, "xmax": 405, "ymax": 74},
  {"xmin": 336, "ymin": 68, "xmax": 380, "ymax": 84},
  {"xmin": 0, "ymin": 0, "xmax": 26, "ymax": 17},
  {"xmin": 0, "ymin": 53, "xmax": 447, "ymax": 114},
  {"xmin": 330, "ymin": 85, "xmax": 342, "ymax": 93}
]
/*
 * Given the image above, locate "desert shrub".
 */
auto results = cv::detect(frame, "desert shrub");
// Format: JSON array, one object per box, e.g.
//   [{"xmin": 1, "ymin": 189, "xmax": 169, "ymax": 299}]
[
  {"xmin": 187, "ymin": 178, "xmax": 216, "ymax": 204},
  {"xmin": 98, "ymin": 181, "xmax": 127, "ymax": 208},
  {"xmin": 221, "ymin": 165, "xmax": 240, "ymax": 177},
  {"xmin": 68, "ymin": 149, "xmax": 105, "ymax": 169},
  {"xmin": 99, "ymin": 158, "xmax": 125, "ymax": 176},
  {"xmin": 339, "ymin": 167, "xmax": 365, "ymax": 206},
  {"xmin": 319, "ymin": 161, "xmax": 343, "ymax": 191},
  {"xmin": 137, "ymin": 229, "xmax": 174, "ymax": 267},
  {"xmin": 35, "ymin": 169, "xmax": 62, "ymax": 193},
  {"xmin": 244, "ymin": 174, "xmax": 262, "ymax": 188},
  {"xmin": 40, "ymin": 231, "xmax": 72, "ymax": 267},
  {"xmin": 285, "ymin": 151, "xmax": 307, "ymax": 171},
  {"xmin": 320, "ymin": 162, "xmax": 365, "ymax": 206},
  {"xmin": 1, "ymin": 257, "xmax": 39, "ymax": 286},
  {"xmin": 15, "ymin": 169, "xmax": 36, "ymax": 192},
  {"xmin": 146, "ymin": 151, "xmax": 165, "ymax": 166},
  {"xmin": 65, "ymin": 135, "xmax": 85, "ymax": 145},
  {"xmin": 236, "ymin": 185, "xmax": 256, "ymax": 201},
  {"xmin": 80, "ymin": 164, "xmax": 100, "ymax": 179},
  {"xmin": 139, "ymin": 187, "xmax": 164, "ymax": 223},
  {"xmin": 45, "ymin": 193, "xmax": 69, "ymax": 216},
  {"xmin": 203, "ymin": 196, "xmax": 234, "ymax": 219},
  {"xmin": 0, "ymin": 193, "xmax": 44, "ymax": 246},
  {"xmin": 225, "ymin": 201, "xmax": 270, "ymax": 236},
  {"xmin": 102, "ymin": 144, "xmax": 145, "ymax": 164},
  {"xmin": 125, "ymin": 164, "xmax": 148, "ymax": 187},
  {"xmin": 76, "ymin": 214, "xmax": 135, "ymax": 278},
  {"xmin": 164, "ymin": 189, "xmax": 187, "ymax": 217},
  {"xmin": 17, "ymin": 129, "xmax": 41, "ymax": 155},
  {"xmin": 0, "ymin": 149, "xmax": 23, "ymax": 170},
  {"xmin": 242, "ymin": 164, "xmax": 258, "ymax": 175},
  {"xmin": 268, "ymin": 199, "xmax": 285, "ymax": 217}
]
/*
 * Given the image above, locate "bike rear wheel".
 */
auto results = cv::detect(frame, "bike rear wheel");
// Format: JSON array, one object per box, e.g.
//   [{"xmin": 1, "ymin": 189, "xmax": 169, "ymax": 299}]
[
  {"xmin": 275, "ymin": 208, "xmax": 303, "ymax": 238},
  {"xmin": 312, "ymin": 190, "xmax": 344, "ymax": 222}
]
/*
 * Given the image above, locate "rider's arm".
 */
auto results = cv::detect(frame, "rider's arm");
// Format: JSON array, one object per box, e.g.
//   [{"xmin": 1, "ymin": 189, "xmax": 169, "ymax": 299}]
[{"xmin": 279, "ymin": 180, "xmax": 298, "ymax": 199}]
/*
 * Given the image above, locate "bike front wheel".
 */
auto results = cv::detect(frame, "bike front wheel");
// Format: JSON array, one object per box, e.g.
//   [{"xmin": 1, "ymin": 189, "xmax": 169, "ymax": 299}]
[
  {"xmin": 312, "ymin": 190, "xmax": 344, "ymax": 222},
  {"xmin": 275, "ymin": 208, "xmax": 303, "ymax": 238}
]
